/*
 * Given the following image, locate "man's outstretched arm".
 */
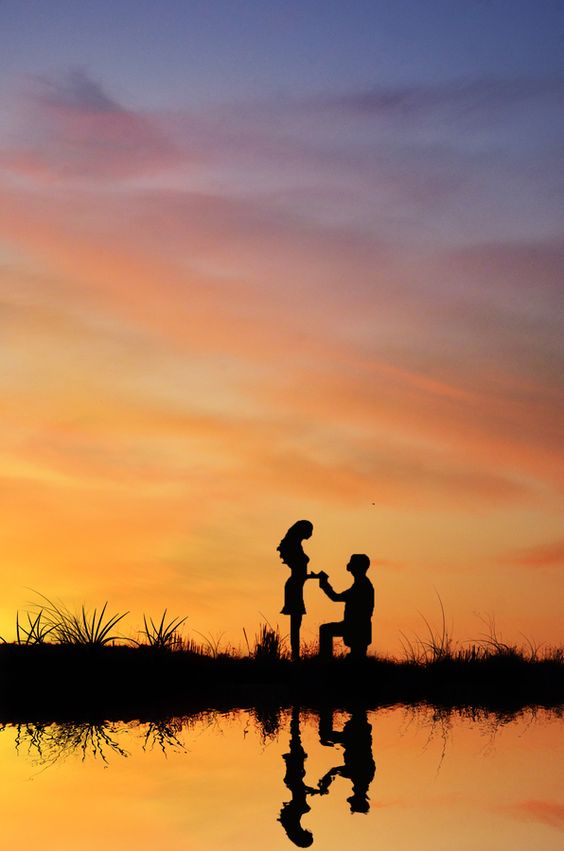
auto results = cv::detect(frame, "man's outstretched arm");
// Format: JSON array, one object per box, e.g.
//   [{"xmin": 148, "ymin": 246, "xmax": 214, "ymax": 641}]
[{"xmin": 319, "ymin": 573, "xmax": 347, "ymax": 602}]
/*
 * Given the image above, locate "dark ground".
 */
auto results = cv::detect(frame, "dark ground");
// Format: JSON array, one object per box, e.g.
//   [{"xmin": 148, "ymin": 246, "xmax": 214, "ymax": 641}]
[{"xmin": 0, "ymin": 643, "xmax": 562, "ymax": 722}]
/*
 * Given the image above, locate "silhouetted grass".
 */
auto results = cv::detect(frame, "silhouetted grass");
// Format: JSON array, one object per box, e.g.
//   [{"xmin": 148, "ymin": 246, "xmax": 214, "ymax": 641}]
[
  {"xmin": 135, "ymin": 611, "xmax": 188, "ymax": 650},
  {"xmin": 17, "ymin": 594, "xmax": 129, "ymax": 647},
  {"xmin": 0, "ymin": 599, "xmax": 562, "ymax": 720},
  {"xmin": 14, "ymin": 610, "xmax": 56, "ymax": 645},
  {"xmin": 253, "ymin": 623, "xmax": 286, "ymax": 661}
]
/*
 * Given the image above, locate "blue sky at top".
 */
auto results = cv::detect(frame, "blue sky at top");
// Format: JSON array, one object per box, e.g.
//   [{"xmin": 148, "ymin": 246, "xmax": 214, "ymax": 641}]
[{"xmin": 1, "ymin": 1, "xmax": 564, "ymax": 108}]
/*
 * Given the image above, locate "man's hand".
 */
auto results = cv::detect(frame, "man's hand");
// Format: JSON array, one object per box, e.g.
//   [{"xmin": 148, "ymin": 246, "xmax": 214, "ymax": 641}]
[{"xmin": 317, "ymin": 571, "xmax": 329, "ymax": 582}]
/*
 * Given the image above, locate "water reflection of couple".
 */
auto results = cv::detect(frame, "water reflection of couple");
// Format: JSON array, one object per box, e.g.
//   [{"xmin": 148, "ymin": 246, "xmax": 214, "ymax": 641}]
[
  {"xmin": 279, "ymin": 706, "xmax": 376, "ymax": 847},
  {"xmin": 277, "ymin": 520, "xmax": 374, "ymax": 661}
]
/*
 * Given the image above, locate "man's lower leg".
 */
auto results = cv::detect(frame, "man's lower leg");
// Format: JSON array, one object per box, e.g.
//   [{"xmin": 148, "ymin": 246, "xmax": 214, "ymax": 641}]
[{"xmin": 319, "ymin": 625, "xmax": 334, "ymax": 659}]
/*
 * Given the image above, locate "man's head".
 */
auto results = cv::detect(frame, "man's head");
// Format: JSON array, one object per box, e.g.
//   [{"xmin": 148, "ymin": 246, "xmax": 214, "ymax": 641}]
[
  {"xmin": 278, "ymin": 805, "xmax": 314, "ymax": 847},
  {"xmin": 346, "ymin": 554, "xmax": 370, "ymax": 576},
  {"xmin": 348, "ymin": 791, "xmax": 370, "ymax": 814}
]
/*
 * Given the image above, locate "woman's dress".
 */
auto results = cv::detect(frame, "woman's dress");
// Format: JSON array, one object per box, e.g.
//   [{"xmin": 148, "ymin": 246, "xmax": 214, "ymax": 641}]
[{"xmin": 280, "ymin": 551, "xmax": 309, "ymax": 616}]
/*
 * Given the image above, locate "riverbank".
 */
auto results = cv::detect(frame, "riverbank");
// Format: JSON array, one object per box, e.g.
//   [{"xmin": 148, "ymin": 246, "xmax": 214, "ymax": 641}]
[{"xmin": 0, "ymin": 643, "xmax": 562, "ymax": 721}]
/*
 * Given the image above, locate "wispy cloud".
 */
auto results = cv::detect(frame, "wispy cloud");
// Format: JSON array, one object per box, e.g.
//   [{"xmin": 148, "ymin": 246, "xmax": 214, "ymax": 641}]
[
  {"xmin": 1, "ymin": 175, "xmax": 562, "ymax": 503},
  {"xmin": 502, "ymin": 538, "xmax": 564, "ymax": 569},
  {"xmin": 2, "ymin": 69, "xmax": 183, "ymax": 180},
  {"xmin": 501, "ymin": 799, "xmax": 564, "ymax": 830},
  {"xmin": 30, "ymin": 68, "xmax": 123, "ymax": 113},
  {"xmin": 307, "ymin": 75, "xmax": 564, "ymax": 120},
  {"xmin": 3, "ymin": 67, "xmax": 563, "ymax": 244}
]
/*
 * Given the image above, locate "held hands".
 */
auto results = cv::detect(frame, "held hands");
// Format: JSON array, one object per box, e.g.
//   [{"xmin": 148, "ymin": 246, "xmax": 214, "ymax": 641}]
[{"xmin": 310, "ymin": 570, "xmax": 329, "ymax": 583}]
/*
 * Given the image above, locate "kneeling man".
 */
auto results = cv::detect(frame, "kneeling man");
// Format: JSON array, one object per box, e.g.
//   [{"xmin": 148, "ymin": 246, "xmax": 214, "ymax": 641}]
[{"xmin": 318, "ymin": 554, "xmax": 374, "ymax": 660}]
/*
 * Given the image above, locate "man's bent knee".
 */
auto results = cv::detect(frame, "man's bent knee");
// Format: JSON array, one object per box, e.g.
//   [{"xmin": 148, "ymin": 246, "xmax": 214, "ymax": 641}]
[{"xmin": 320, "ymin": 622, "xmax": 344, "ymax": 636}]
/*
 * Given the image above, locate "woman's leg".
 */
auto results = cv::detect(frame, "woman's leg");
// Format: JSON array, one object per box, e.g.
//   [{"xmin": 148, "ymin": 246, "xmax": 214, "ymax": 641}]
[{"xmin": 290, "ymin": 614, "xmax": 302, "ymax": 661}]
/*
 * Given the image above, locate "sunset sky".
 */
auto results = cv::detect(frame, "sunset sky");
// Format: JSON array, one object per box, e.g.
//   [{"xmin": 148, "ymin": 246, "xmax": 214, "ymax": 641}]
[{"xmin": 1, "ymin": 1, "xmax": 562, "ymax": 653}]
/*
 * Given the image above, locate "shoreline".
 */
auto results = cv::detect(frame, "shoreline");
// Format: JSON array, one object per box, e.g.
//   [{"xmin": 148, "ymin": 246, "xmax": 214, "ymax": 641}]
[{"xmin": 0, "ymin": 643, "xmax": 562, "ymax": 721}]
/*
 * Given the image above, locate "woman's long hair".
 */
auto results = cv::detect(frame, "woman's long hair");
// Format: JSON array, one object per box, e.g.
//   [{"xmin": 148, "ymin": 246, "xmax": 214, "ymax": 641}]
[{"xmin": 277, "ymin": 520, "xmax": 313, "ymax": 566}]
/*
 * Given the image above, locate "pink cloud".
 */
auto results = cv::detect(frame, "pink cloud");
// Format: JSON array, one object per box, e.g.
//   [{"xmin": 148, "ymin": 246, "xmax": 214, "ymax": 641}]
[
  {"xmin": 1, "ymin": 184, "xmax": 562, "ymax": 507},
  {"xmin": 502, "ymin": 538, "xmax": 564, "ymax": 569},
  {"xmin": 501, "ymin": 799, "xmax": 564, "ymax": 830},
  {"xmin": 2, "ymin": 69, "xmax": 184, "ymax": 180},
  {"xmin": 1, "ymin": 102, "xmax": 562, "ymax": 512}
]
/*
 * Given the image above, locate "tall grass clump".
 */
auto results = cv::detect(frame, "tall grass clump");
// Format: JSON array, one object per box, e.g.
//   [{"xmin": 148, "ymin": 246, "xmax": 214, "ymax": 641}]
[
  {"xmin": 418, "ymin": 593, "xmax": 454, "ymax": 661},
  {"xmin": 398, "ymin": 602, "xmax": 563, "ymax": 667},
  {"xmin": 253, "ymin": 623, "xmax": 285, "ymax": 661},
  {"xmin": 15, "ymin": 610, "xmax": 56, "ymax": 645},
  {"xmin": 137, "ymin": 610, "xmax": 187, "ymax": 650},
  {"xmin": 192, "ymin": 630, "xmax": 235, "ymax": 658},
  {"xmin": 400, "ymin": 592, "xmax": 454, "ymax": 663},
  {"xmin": 473, "ymin": 613, "xmax": 521, "ymax": 659},
  {"xmin": 33, "ymin": 594, "xmax": 128, "ymax": 646}
]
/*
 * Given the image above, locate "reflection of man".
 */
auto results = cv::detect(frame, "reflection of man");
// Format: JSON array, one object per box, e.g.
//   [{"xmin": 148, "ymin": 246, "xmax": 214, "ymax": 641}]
[
  {"xmin": 278, "ymin": 707, "xmax": 317, "ymax": 847},
  {"xmin": 317, "ymin": 709, "xmax": 375, "ymax": 814},
  {"xmin": 318, "ymin": 554, "xmax": 374, "ymax": 659}
]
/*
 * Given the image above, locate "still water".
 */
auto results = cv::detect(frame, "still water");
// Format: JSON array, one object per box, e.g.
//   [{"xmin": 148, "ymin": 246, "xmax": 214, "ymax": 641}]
[{"xmin": 0, "ymin": 706, "xmax": 562, "ymax": 850}]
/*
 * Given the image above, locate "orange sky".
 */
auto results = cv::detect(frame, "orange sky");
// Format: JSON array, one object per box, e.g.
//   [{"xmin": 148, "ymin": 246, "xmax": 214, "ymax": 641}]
[
  {"xmin": 0, "ymin": 12, "xmax": 563, "ymax": 653},
  {"xmin": 0, "ymin": 179, "xmax": 561, "ymax": 652}
]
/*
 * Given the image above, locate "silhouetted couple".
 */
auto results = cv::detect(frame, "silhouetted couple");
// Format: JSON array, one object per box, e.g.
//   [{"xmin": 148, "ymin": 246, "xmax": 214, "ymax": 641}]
[
  {"xmin": 279, "ymin": 706, "xmax": 376, "ymax": 847},
  {"xmin": 277, "ymin": 520, "xmax": 374, "ymax": 661}
]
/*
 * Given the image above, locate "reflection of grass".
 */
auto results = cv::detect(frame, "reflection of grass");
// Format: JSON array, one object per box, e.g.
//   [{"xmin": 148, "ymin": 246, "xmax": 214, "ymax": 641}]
[
  {"xmin": 253, "ymin": 704, "xmax": 283, "ymax": 741},
  {"xmin": 141, "ymin": 718, "xmax": 186, "ymax": 754},
  {"xmin": 14, "ymin": 720, "xmax": 129, "ymax": 766},
  {"xmin": 8, "ymin": 712, "xmax": 221, "ymax": 768},
  {"xmin": 6, "ymin": 705, "xmax": 559, "ymax": 780}
]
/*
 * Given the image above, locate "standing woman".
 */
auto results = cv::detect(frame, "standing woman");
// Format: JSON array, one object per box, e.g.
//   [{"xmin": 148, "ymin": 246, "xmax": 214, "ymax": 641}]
[{"xmin": 278, "ymin": 519, "xmax": 317, "ymax": 661}]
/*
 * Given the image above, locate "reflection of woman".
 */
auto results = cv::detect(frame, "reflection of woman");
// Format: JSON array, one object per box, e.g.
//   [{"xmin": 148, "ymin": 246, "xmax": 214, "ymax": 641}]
[
  {"xmin": 278, "ymin": 707, "xmax": 316, "ymax": 847},
  {"xmin": 277, "ymin": 520, "xmax": 317, "ymax": 661}
]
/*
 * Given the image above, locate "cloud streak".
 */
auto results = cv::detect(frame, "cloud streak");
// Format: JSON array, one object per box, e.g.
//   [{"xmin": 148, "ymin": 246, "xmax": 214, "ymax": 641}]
[
  {"xmin": 3, "ymin": 69, "xmax": 184, "ymax": 180},
  {"xmin": 502, "ymin": 538, "xmax": 564, "ymax": 570},
  {"xmin": 3, "ymin": 68, "xmax": 563, "ymax": 242},
  {"xmin": 307, "ymin": 75, "xmax": 564, "ymax": 120},
  {"xmin": 1, "ymin": 174, "xmax": 562, "ymax": 503},
  {"xmin": 501, "ymin": 799, "xmax": 564, "ymax": 831}
]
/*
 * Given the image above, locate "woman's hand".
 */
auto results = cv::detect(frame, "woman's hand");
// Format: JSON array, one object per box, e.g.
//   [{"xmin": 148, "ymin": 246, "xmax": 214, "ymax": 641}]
[{"xmin": 309, "ymin": 570, "xmax": 328, "ymax": 582}]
